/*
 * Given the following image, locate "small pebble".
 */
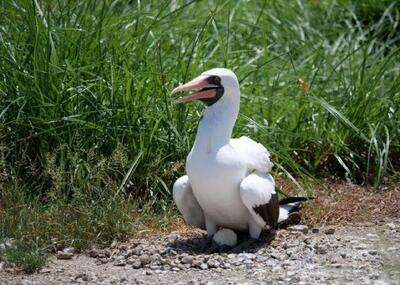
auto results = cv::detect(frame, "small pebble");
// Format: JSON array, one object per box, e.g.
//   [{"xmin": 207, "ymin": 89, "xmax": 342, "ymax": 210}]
[
  {"xmin": 324, "ymin": 228, "xmax": 335, "ymax": 235},
  {"xmin": 113, "ymin": 259, "xmax": 126, "ymax": 266},
  {"xmin": 57, "ymin": 251, "xmax": 73, "ymax": 260},
  {"xmin": 181, "ymin": 255, "xmax": 194, "ymax": 264},
  {"xmin": 110, "ymin": 240, "xmax": 118, "ymax": 249},
  {"xmin": 75, "ymin": 273, "xmax": 89, "ymax": 282},
  {"xmin": 132, "ymin": 261, "xmax": 142, "ymax": 269},
  {"xmin": 139, "ymin": 254, "xmax": 150, "ymax": 265},
  {"xmin": 39, "ymin": 268, "xmax": 51, "ymax": 274},
  {"xmin": 354, "ymin": 243, "xmax": 367, "ymax": 250},
  {"xmin": 207, "ymin": 259, "xmax": 220, "ymax": 268},
  {"xmin": 386, "ymin": 223, "xmax": 396, "ymax": 230},
  {"xmin": 289, "ymin": 225, "xmax": 309, "ymax": 234},
  {"xmin": 368, "ymin": 250, "xmax": 378, "ymax": 256},
  {"xmin": 314, "ymin": 244, "xmax": 327, "ymax": 254},
  {"xmin": 64, "ymin": 247, "xmax": 76, "ymax": 254}
]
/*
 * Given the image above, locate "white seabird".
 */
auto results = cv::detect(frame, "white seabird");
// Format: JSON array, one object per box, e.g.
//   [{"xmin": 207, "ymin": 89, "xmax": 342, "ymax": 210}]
[{"xmin": 172, "ymin": 68, "xmax": 307, "ymax": 241}]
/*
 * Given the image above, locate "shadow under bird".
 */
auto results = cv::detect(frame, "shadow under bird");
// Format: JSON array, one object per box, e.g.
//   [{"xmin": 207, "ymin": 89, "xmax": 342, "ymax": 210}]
[{"xmin": 172, "ymin": 68, "xmax": 309, "ymax": 250}]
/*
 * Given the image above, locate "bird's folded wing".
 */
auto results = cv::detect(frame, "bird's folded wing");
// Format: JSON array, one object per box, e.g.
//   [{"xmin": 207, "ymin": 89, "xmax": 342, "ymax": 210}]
[
  {"xmin": 230, "ymin": 136, "xmax": 273, "ymax": 173},
  {"xmin": 173, "ymin": 175, "xmax": 205, "ymax": 229},
  {"xmin": 239, "ymin": 172, "xmax": 278, "ymax": 230}
]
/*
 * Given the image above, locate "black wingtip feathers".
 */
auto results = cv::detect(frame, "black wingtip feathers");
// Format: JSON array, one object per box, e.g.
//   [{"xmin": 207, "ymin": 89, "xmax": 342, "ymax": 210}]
[{"xmin": 278, "ymin": 196, "xmax": 314, "ymax": 205}]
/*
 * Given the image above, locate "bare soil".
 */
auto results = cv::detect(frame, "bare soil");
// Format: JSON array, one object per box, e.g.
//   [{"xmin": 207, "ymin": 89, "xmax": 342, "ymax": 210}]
[{"xmin": 301, "ymin": 180, "xmax": 400, "ymax": 225}]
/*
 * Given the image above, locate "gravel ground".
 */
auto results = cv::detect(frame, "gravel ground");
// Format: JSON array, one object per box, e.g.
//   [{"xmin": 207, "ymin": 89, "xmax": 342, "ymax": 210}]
[{"xmin": 1, "ymin": 219, "xmax": 399, "ymax": 285}]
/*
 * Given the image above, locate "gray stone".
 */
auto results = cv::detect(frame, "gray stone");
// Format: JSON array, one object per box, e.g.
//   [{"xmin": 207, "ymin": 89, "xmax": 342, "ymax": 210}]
[
  {"xmin": 207, "ymin": 259, "xmax": 220, "ymax": 268},
  {"xmin": 354, "ymin": 243, "xmax": 367, "ymax": 250},
  {"xmin": 87, "ymin": 247, "xmax": 100, "ymax": 258},
  {"xmin": 39, "ymin": 268, "xmax": 51, "ymax": 274},
  {"xmin": 0, "ymin": 238, "xmax": 16, "ymax": 250},
  {"xmin": 120, "ymin": 275, "xmax": 128, "ymax": 283},
  {"xmin": 270, "ymin": 252, "xmax": 287, "ymax": 261},
  {"xmin": 110, "ymin": 240, "xmax": 118, "ymax": 249},
  {"xmin": 386, "ymin": 223, "xmax": 396, "ymax": 230},
  {"xmin": 57, "ymin": 251, "xmax": 73, "ymax": 260},
  {"xmin": 114, "ymin": 260, "xmax": 126, "ymax": 267},
  {"xmin": 75, "ymin": 273, "xmax": 89, "ymax": 281},
  {"xmin": 368, "ymin": 250, "xmax": 378, "ymax": 255},
  {"xmin": 314, "ymin": 244, "xmax": 327, "ymax": 254},
  {"xmin": 0, "ymin": 262, "xmax": 6, "ymax": 271},
  {"xmin": 131, "ymin": 248, "xmax": 141, "ymax": 256},
  {"xmin": 238, "ymin": 253, "xmax": 255, "ymax": 260},
  {"xmin": 139, "ymin": 254, "xmax": 150, "ymax": 265},
  {"xmin": 324, "ymin": 228, "xmax": 335, "ymax": 235},
  {"xmin": 132, "ymin": 260, "xmax": 142, "ymax": 269},
  {"xmin": 289, "ymin": 225, "xmax": 309, "ymax": 234},
  {"xmin": 181, "ymin": 255, "xmax": 194, "ymax": 264}
]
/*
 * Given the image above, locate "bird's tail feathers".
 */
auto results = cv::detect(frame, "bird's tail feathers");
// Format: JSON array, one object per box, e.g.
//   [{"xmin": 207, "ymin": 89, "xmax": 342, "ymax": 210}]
[
  {"xmin": 279, "ymin": 196, "xmax": 311, "ymax": 205},
  {"xmin": 278, "ymin": 196, "xmax": 313, "ymax": 225}
]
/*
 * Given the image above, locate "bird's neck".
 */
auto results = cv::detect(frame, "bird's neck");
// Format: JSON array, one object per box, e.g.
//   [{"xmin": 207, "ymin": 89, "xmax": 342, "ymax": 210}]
[{"xmin": 193, "ymin": 103, "xmax": 238, "ymax": 153}]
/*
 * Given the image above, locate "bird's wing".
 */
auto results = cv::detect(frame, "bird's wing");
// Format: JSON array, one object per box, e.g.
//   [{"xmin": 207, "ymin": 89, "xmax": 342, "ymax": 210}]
[
  {"xmin": 239, "ymin": 172, "xmax": 279, "ymax": 230},
  {"xmin": 230, "ymin": 136, "xmax": 273, "ymax": 174},
  {"xmin": 172, "ymin": 175, "xmax": 205, "ymax": 229}
]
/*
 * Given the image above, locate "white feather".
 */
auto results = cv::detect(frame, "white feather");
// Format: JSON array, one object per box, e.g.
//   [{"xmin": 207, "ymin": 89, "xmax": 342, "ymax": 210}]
[
  {"xmin": 230, "ymin": 136, "xmax": 274, "ymax": 173},
  {"xmin": 173, "ymin": 175, "xmax": 205, "ymax": 229}
]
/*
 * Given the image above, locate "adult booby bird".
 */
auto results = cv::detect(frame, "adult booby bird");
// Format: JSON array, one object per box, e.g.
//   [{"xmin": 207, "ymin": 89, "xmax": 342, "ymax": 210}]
[{"xmin": 172, "ymin": 68, "xmax": 306, "ymax": 241}]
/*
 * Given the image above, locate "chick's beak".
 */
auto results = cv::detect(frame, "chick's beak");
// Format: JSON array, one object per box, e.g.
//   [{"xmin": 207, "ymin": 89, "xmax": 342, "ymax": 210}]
[{"xmin": 172, "ymin": 75, "xmax": 218, "ymax": 104}]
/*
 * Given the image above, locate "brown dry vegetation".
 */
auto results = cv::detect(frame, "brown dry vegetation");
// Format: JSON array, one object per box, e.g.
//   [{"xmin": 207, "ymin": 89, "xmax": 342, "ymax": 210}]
[{"xmin": 302, "ymin": 181, "xmax": 400, "ymax": 225}]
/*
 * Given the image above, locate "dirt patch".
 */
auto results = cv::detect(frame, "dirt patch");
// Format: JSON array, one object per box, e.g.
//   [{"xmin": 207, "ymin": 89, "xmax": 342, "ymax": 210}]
[{"xmin": 302, "ymin": 181, "xmax": 400, "ymax": 225}]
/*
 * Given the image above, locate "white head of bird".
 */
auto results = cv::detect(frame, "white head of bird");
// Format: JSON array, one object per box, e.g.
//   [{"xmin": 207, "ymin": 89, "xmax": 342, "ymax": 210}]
[{"xmin": 172, "ymin": 68, "xmax": 240, "ymax": 150}]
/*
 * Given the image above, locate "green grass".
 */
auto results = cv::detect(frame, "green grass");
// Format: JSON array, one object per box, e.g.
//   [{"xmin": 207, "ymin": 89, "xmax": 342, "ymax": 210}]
[
  {"xmin": 1, "ymin": 0, "xmax": 399, "ymax": 271},
  {"xmin": 0, "ymin": 239, "xmax": 47, "ymax": 273}
]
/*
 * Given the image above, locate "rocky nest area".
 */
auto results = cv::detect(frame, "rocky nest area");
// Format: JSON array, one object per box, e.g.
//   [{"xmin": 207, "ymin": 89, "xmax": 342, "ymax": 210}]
[{"xmin": 1, "ymin": 219, "xmax": 399, "ymax": 284}]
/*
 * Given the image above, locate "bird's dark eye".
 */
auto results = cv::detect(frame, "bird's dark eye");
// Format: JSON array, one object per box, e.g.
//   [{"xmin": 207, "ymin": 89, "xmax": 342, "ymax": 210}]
[
  {"xmin": 207, "ymin": 76, "xmax": 221, "ymax": 86},
  {"xmin": 213, "ymin": 76, "xmax": 221, "ymax": 85}
]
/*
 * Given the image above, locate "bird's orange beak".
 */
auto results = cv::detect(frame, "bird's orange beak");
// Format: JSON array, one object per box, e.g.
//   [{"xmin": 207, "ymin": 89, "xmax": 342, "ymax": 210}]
[{"xmin": 172, "ymin": 75, "xmax": 219, "ymax": 104}]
